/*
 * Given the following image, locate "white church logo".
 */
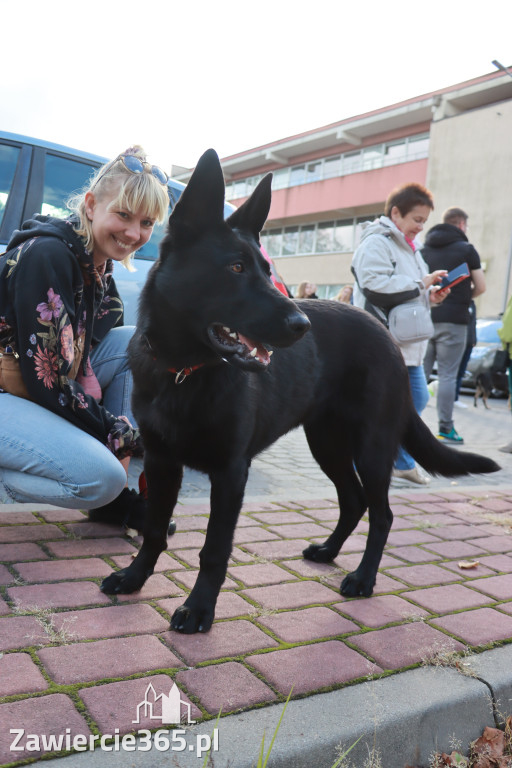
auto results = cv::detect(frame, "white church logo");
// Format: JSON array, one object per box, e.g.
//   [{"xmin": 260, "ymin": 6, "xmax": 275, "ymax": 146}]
[{"xmin": 133, "ymin": 682, "xmax": 196, "ymax": 725}]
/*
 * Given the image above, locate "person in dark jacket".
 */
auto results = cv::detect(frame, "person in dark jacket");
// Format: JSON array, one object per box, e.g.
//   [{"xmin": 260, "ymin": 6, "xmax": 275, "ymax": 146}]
[
  {"xmin": 0, "ymin": 147, "xmax": 170, "ymax": 528},
  {"xmin": 422, "ymin": 207, "xmax": 486, "ymax": 443}
]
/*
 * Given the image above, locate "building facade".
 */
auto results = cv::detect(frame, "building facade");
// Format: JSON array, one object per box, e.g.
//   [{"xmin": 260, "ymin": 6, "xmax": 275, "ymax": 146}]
[{"xmin": 176, "ymin": 69, "xmax": 512, "ymax": 316}]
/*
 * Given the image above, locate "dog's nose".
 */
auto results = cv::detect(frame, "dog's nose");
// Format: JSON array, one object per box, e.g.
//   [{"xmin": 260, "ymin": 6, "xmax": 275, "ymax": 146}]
[{"xmin": 286, "ymin": 311, "xmax": 311, "ymax": 338}]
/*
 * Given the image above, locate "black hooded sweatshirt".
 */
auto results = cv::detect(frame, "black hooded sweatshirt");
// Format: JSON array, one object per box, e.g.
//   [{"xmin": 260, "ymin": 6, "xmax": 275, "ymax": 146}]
[
  {"xmin": 420, "ymin": 223, "xmax": 481, "ymax": 325},
  {"xmin": 0, "ymin": 215, "xmax": 137, "ymax": 453}
]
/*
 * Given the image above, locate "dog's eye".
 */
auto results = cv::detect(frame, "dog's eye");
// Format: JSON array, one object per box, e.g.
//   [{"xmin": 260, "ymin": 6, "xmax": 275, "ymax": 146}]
[{"xmin": 231, "ymin": 262, "xmax": 244, "ymax": 273}]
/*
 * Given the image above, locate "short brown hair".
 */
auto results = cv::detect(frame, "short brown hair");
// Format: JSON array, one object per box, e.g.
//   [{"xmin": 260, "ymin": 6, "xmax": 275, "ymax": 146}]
[
  {"xmin": 384, "ymin": 183, "xmax": 434, "ymax": 218},
  {"xmin": 443, "ymin": 207, "xmax": 468, "ymax": 225}
]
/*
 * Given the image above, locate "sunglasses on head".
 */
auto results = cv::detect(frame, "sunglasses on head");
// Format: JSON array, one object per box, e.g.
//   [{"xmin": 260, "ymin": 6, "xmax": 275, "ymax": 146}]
[{"xmin": 95, "ymin": 153, "xmax": 169, "ymax": 187}]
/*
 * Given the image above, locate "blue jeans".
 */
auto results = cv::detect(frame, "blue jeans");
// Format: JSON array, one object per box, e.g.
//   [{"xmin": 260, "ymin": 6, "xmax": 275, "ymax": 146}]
[
  {"xmin": 0, "ymin": 326, "xmax": 135, "ymax": 507},
  {"xmin": 395, "ymin": 365, "xmax": 430, "ymax": 470}
]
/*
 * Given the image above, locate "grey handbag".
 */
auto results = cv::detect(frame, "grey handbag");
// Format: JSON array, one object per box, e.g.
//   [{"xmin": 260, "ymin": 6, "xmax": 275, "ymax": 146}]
[{"xmin": 388, "ymin": 297, "xmax": 434, "ymax": 344}]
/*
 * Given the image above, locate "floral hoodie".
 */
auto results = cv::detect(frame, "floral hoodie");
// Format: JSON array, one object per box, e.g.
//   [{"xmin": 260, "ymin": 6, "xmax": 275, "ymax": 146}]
[{"xmin": 0, "ymin": 214, "xmax": 138, "ymax": 457}]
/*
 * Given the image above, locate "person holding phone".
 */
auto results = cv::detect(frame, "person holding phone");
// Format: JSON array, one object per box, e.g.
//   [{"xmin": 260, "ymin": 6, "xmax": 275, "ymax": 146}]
[{"xmin": 422, "ymin": 207, "xmax": 486, "ymax": 444}]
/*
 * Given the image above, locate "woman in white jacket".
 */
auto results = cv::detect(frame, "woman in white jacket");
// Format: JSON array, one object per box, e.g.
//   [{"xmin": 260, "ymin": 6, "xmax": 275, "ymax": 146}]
[{"xmin": 352, "ymin": 183, "xmax": 448, "ymax": 485}]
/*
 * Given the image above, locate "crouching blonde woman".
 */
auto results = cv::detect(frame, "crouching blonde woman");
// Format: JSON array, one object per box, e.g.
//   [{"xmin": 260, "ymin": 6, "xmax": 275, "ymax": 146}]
[{"xmin": 0, "ymin": 146, "xmax": 172, "ymax": 531}]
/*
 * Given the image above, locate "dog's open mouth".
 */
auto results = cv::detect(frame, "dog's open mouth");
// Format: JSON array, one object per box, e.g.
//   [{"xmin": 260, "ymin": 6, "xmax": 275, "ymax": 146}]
[{"xmin": 207, "ymin": 324, "xmax": 272, "ymax": 370}]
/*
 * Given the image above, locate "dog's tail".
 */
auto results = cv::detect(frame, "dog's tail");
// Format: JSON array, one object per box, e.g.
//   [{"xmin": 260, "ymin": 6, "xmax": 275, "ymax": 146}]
[{"xmin": 403, "ymin": 410, "xmax": 500, "ymax": 477}]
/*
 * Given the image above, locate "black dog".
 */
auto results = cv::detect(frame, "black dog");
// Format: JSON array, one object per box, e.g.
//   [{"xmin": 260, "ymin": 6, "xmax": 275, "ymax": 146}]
[
  {"xmin": 101, "ymin": 149, "xmax": 499, "ymax": 633},
  {"xmin": 474, "ymin": 371, "xmax": 509, "ymax": 409}
]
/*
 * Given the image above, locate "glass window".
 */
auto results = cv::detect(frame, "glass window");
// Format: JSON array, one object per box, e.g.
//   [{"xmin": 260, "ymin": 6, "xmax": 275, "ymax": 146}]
[
  {"xmin": 362, "ymin": 146, "xmax": 384, "ymax": 171},
  {"xmin": 272, "ymin": 168, "xmax": 289, "ymax": 190},
  {"xmin": 282, "ymin": 226, "xmax": 299, "ymax": 256},
  {"xmin": 289, "ymin": 165, "xmax": 305, "ymax": 187},
  {"xmin": 316, "ymin": 221, "xmax": 334, "ymax": 252},
  {"xmin": 342, "ymin": 151, "xmax": 362, "ymax": 175},
  {"xmin": 334, "ymin": 220, "xmax": 355, "ymax": 252},
  {"xmin": 298, "ymin": 225, "xmax": 315, "ymax": 254},
  {"xmin": 266, "ymin": 229, "xmax": 283, "ymax": 258},
  {"xmin": 407, "ymin": 135, "xmax": 429, "ymax": 160},
  {"xmin": 383, "ymin": 140, "xmax": 407, "ymax": 166},
  {"xmin": 233, "ymin": 179, "xmax": 246, "ymax": 198},
  {"xmin": 323, "ymin": 156, "xmax": 341, "ymax": 179},
  {"xmin": 42, "ymin": 154, "xmax": 97, "ymax": 218},
  {"xmin": 0, "ymin": 144, "xmax": 21, "ymax": 228},
  {"xmin": 305, "ymin": 161, "xmax": 322, "ymax": 183}
]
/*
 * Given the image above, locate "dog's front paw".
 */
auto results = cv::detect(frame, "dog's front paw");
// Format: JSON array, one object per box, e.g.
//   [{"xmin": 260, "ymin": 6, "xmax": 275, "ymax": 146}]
[
  {"xmin": 340, "ymin": 571, "xmax": 375, "ymax": 598},
  {"xmin": 303, "ymin": 543, "xmax": 336, "ymax": 563},
  {"xmin": 100, "ymin": 568, "xmax": 148, "ymax": 595},
  {"xmin": 170, "ymin": 604, "xmax": 214, "ymax": 634}
]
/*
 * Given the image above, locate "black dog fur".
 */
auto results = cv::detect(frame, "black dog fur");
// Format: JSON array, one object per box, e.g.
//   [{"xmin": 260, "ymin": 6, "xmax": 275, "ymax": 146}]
[{"xmin": 101, "ymin": 149, "xmax": 500, "ymax": 633}]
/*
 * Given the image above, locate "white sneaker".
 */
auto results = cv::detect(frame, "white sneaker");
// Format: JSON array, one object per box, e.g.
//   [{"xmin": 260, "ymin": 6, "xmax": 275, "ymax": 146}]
[
  {"xmin": 454, "ymin": 401, "xmax": 468, "ymax": 409},
  {"xmin": 393, "ymin": 467, "xmax": 431, "ymax": 485}
]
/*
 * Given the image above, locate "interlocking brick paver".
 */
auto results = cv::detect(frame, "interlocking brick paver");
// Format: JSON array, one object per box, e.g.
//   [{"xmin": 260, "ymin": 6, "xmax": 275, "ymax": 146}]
[
  {"xmin": 51, "ymin": 604, "xmax": 170, "ymax": 640},
  {"xmin": 423, "ymin": 540, "xmax": 488, "ymax": 558},
  {"xmin": 432, "ymin": 607, "xmax": 512, "ymax": 645},
  {"xmin": 385, "ymin": 529, "xmax": 443, "ymax": 547},
  {"xmin": 7, "ymin": 580, "xmax": 111, "ymax": 610},
  {"xmin": 441, "ymin": 560, "xmax": 496, "ymax": 577},
  {"xmin": 336, "ymin": 594, "xmax": 430, "ymax": 627},
  {"xmin": 0, "ymin": 524, "xmax": 66, "ymax": 543},
  {"xmin": 0, "ymin": 563, "xmax": 13, "ymax": 585},
  {"xmin": 467, "ymin": 535, "xmax": 512, "ymax": 554},
  {"xmin": 243, "ymin": 539, "xmax": 312, "ymax": 559},
  {"xmin": 301, "ymin": 506, "xmax": 341, "ymax": 521},
  {"xmin": 0, "ymin": 596, "xmax": 10, "ymax": 615},
  {"xmin": 64, "ymin": 521, "xmax": 124, "ymax": 538},
  {"xmin": 168, "ymin": 531, "xmax": 206, "ymax": 549},
  {"xmin": 161, "ymin": 619, "xmax": 279, "ymax": 666},
  {"xmin": 387, "ymin": 563, "xmax": 461, "ymax": 587},
  {"xmin": 177, "ymin": 661, "xmax": 277, "ymax": 714},
  {"xmin": 228, "ymin": 562, "xmax": 297, "ymax": 586},
  {"xmin": 233, "ymin": 526, "xmax": 281, "ymax": 544},
  {"xmin": 78, "ymin": 675, "xmax": 200, "ymax": 734},
  {"xmin": 243, "ymin": 580, "xmax": 338, "ymax": 610},
  {"xmin": 386, "ymin": 545, "xmax": 442, "ymax": 563},
  {"xmin": 37, "ymin": 508, "xmax": 88, "ymax": 522},
  {"xmin": 37, "ymin": 634, "xmax": 183, "ymax": 684},
  {"xmin": 425, "ymin": 524, "xmax": 484, "ymax": 541},
  {"xmin": 46, "ymin": 537, "xmax": 137, "ymax": 557},
  {"xmin": 116, "ymin": 573, "xmax": 184, "ymax": 602},
  {"xmin": 475, "ymin": 498, "xmax": 512, "ymax": 512},
  {"xmin": 111, "ymin": 551, "xmax": 180, "ymax": 572},
  {"xmin": 251, "ymin": 510, "xmax": 311, "ymax": 524},
  {"xmin": 0, "ymin": 542, "xmax": 49, "ymax": 562},
  {"xmin": 265, "ymin": 522, "xmax": 332, "ymax": 539},
  {"xmin": 13, "ymin": 557, "xmax": 112, "ymax": 583},
  {"xmin": 0, "ymin": 652, "xmax": 49, "ymax": 695},
  {"xmin": 247, "ymin": 641, "xmax": 380, "ymax": 695},
  {"xmin": 257, "ymin": 606, "xmax": 358, "ymax": 641},
  {"xmin": 349, "ymin": 622, "xmax": 463, "ymax": 669},
  {"xmin": 0, "ymin": 615, "xmax": 49, "ymax": 650},
  {"xmin": 402, "ymin": 583, "xmax": 495, "ymax": 614},
  {"xmin": 500, "ymin": 602, "xmax": 512, "ymax": 616},
  {"xmin": 0, "ymin": 694, "xmax": 91, "ymax": 764},
  {"xmin": 158, "ymin": 591, "xmax": 255, "ymax": 622},
  {"xmin": 172, "ymin": 570, "xmax": 238, "ymax": 591},
  {"xmin": 0, "ymin": 511, "xmax": 39, "ymax": 524},
  {"xmin": 466, "ymin": 573, "xmax": 512, "ymax": 599},
  {"xmin": 478, "ymin": 554, "xmax": 512, "ymax": 572}
]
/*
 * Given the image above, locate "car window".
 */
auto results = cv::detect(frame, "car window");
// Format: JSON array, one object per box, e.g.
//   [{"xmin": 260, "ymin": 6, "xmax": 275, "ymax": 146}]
[
  {"xmin": 0, "ymin": 143, "xmax": 20, "ymax": 228},
  {"xmin": 42, "ymin": 154, "xmax": 98, "ymax": 218},
  {"xmin": 476, "ymin": 321, "xmax": 501, "ymax": 344}
]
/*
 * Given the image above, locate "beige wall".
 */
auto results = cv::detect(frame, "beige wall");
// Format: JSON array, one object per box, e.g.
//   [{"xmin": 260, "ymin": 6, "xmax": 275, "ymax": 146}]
[
  {"xmin": 426, "ymin": 99, "xmax": 512, "ymax": 318},
  {"xmin": 274, "ymin": 252, "xmax": 354, "ymax": 291}
]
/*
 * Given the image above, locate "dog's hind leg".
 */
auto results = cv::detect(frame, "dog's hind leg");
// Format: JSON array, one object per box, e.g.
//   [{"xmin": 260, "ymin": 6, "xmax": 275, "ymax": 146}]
[
  {"xmin": 302, "ymin": 423, "xmax": 367, "ymax": 563},
  {"xmin": 171, "ymin": 458, "xmax": 249, "ymax": 634},
  {"xmin": 339, "ymin": 449, "xmax": 394, "ymax": 598},
  {"xmin": 101, "ymin": 450, "xmax": 182, "ymax": 595}
]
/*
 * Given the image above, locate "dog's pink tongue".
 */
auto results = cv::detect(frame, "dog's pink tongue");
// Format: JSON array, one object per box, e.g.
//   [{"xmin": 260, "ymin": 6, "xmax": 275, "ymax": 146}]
[{"xmin": 237, "ymin": 332, "xmax": 270, "ymax": 364}]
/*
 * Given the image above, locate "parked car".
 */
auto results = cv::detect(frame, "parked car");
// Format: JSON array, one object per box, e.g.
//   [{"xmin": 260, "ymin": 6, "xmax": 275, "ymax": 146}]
[
  {"xmin": 0, "ymin": 131, "xmax": 235, "ymax": 324},
  {"xmin": 460, "ymin": 317, "xmax": 508, "ymax": 395}
]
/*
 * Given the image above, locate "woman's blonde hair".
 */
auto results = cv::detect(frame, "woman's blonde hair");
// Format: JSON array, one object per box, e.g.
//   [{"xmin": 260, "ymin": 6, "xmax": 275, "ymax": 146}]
[{"xmin": 68, "ymin": 145, "xmax": 169, "ymax": 269}]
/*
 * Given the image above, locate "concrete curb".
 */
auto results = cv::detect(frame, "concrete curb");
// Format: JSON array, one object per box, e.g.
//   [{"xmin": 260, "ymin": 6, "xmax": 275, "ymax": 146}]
[{"xmin": 37, "ymin": 645, "xmax": 512, "ymax": 768}]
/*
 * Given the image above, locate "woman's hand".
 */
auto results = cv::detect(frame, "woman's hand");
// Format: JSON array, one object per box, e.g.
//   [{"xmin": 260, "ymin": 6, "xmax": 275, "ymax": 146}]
[
  {"xmin": 430, "ymin": 286, "xmax": 450, "ymax": 305},
  {"xmin": 422, "ymin": 269, "xmax": 448, "ymax": 289}
]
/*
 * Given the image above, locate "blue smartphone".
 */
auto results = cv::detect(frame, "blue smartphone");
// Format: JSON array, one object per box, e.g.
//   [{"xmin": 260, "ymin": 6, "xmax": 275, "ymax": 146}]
[{"xmin": 439, "ymin": 263, "xmax": 470, "ymax": 289}]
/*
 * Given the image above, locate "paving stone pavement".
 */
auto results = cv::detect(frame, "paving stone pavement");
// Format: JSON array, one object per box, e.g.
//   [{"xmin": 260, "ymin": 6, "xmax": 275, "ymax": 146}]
[{"xmin": 0, "ymin": 393, "xmax": 511, "ymax": 767}]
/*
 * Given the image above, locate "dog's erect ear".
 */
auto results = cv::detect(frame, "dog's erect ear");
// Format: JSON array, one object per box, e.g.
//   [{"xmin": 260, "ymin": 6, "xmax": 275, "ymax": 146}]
[
  {"xmin": 168, "ymin": 149, "xmax": 225, "ymax": 242},
  {"xmin": 226, "ymin": 174, "xmax": 272, "ymax": 240}
]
